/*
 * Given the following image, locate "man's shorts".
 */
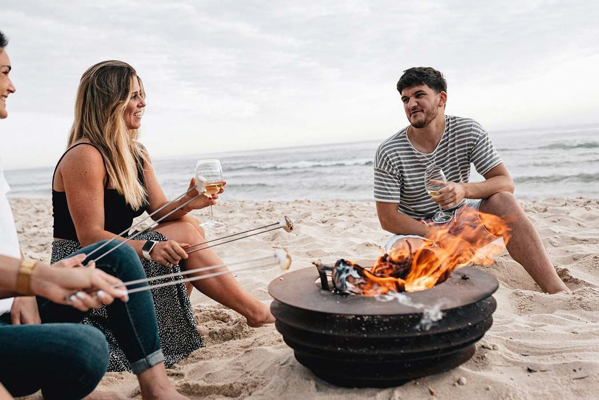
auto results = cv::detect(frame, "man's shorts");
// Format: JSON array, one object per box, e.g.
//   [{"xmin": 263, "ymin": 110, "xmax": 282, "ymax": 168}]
[{"xmin": 385, "ymin": 200, "xmax": 500, "ymax": 252}]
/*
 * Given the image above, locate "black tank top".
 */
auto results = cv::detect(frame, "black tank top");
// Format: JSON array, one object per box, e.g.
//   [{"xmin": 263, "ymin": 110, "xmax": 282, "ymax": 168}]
[{"xmin": 52, "ymin": 143, "xmax": 148, "ymax": 241}]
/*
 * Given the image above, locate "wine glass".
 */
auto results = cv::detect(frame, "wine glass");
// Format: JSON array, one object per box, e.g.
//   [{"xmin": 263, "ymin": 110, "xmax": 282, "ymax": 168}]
[
  {"xmin": 195, "ymin": 159, "xmax": 225, "ymax": 228},
  {"xmin": 424, "ymin": 165, "xmax": 453, "ymax": 224}
]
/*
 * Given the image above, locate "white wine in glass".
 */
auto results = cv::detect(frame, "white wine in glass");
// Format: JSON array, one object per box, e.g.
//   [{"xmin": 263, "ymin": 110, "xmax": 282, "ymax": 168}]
[
  {"xmin": 195, "ymin": 159, "xmax": 225, "ymax": 228},
  {"xmin": 424, "ymin": 165, "xmax": 453, "ymax": 224}
]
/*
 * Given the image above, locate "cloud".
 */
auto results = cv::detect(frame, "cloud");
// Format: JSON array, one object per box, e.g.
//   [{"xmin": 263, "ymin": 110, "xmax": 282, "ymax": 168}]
[{"xmin": 1, "ymin": 0, "xmax": 598, "ymax": 168}]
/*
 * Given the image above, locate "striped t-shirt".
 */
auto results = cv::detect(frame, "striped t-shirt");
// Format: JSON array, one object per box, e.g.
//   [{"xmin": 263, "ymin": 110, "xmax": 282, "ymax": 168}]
[{"xmin": 374, "ymin": 115, "xmax": 502, "ymax": 219}]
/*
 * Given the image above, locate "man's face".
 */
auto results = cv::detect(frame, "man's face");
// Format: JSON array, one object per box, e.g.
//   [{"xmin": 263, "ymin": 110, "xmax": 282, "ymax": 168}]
[
  {"xmin": 400, "ymin": 84, "xmax": 445, "ymax": 129},
  {"xmin": 0, "ymin": 49, "xmax": 16, "ymax": 119}
]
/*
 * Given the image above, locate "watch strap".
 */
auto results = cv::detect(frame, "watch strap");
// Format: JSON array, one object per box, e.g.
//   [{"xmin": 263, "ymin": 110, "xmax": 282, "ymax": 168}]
[{"xmin": 142, "ymin": 240, "xmax": 158, "ymax": 260}]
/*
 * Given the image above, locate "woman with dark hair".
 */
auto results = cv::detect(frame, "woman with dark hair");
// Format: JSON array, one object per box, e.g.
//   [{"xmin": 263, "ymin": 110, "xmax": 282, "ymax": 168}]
[
  {"xmin": 51, "ymin": 59, "xmax": 274, "ymax": 372},
  {"xmin": 0, "ymin": 31, "xmax": 187, "ymax": 400}
]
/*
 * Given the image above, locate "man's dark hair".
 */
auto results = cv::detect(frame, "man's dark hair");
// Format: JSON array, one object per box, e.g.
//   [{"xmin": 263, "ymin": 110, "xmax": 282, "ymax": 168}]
[
  {"xmin": 0, "ymin": 31, "xmax": 8, "ymax": 48},
  {"xmin": 397, "ymin": 67, "xmax": 447, "ymax": 95}
]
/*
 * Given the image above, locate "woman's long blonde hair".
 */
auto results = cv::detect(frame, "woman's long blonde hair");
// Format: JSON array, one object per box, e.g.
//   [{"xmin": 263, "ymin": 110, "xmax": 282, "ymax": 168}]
[{"xmin": 68, "ymin": 60, "xmax": 146, "ymax": 209}]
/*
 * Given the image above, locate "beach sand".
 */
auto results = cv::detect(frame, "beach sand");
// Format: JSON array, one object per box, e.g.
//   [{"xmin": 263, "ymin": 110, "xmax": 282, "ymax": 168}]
[{"xmin": 11, "ymin": 197, "xmax": 599, "ymax": 400}]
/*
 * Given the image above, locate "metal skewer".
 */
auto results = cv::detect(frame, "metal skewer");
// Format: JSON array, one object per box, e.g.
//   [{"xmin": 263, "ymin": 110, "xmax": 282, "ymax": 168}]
[
  {"xmin": 184, "ymin": 216, "xmax": 294, "ymax": 255},
  {"xmin": 185, "ymin": 223, "xmax": 278, "ymax": 250},
  {"xmin": 128, "ymin": 261, "xmax": 279, "ymax": 294},
  {"xmin": 81, "ymin": 250, "xmax": 292, "ymax": 297}
]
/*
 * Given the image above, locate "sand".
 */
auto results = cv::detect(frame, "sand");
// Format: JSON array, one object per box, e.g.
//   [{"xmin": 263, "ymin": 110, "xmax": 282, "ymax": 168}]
[{"xmin": 10, "ymin": 197, "xmax": 599, "ymax": 400}]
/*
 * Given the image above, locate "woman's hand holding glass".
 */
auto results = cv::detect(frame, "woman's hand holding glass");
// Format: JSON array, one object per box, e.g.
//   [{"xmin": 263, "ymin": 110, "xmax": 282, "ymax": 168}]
[
  {"xmin": 30, "ymin": 254, "xmax": 129, "ymax": 312},
  {"xmin": 195, "ymin": 159, "xmax": 226, "ymax": 228},
  {"xmin": 180, "ymin": 177, "xmax": 226, "ymax": 211}
]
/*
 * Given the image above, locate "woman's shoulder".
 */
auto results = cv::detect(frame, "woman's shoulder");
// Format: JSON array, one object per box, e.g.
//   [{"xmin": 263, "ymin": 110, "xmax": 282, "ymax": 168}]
[
  {"xmin": 59, "ymin": 141, "xmax": 106, "ymax": 174},
  {"xmin": 135, "ymin": 141, "xmax": 152, "ymax": 165}
]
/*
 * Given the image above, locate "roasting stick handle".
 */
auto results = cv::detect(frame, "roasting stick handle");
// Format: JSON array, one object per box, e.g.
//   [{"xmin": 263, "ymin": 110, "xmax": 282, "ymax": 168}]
[
  {"xmin": 126, "ymin": 261, "xmax": 275, "ymax": 294},
  {"xmin": 110, "ymin": 254, "xmax": 276, "ymax": 289},
  {"xmin": 184, "ymin": 222, "xmax": 280, "ymax": 250},
  {"xmin": 91, "ymin": 192, "xmax": 202, "ymax": 263},
  {"xmin": 84, "ymin": 187, "xmax": 196, "ymax": 260},
  {"xmin": 186, "ymin": 226, "xmax": 282, "ymax": 255}
]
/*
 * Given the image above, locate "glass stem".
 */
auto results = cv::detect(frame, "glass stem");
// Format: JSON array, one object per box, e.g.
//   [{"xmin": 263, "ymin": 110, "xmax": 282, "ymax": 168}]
[{"xmin": 209, "ymin": 205, "xmax": 214, "ymax": 220}]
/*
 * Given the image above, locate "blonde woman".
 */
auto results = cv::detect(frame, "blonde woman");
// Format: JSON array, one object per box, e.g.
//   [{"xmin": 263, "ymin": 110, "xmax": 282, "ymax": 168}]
[{"xmin": 52, "ymin": 60, "xmax": 274, "ymax": 372}]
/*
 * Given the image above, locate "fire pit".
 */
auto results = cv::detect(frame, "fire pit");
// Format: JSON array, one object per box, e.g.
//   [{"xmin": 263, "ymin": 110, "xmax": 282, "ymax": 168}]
[{"xmin": 268, "ymin": 265, "xmax": 498, "ymax": 388}]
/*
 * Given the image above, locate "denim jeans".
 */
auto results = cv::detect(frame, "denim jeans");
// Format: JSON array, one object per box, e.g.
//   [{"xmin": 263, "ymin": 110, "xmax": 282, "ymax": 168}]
[
  {"xmin": 0, "ymin": 319, "xmax": 108, "ymax": 400},
  {"xmin": 37, "ymin": 240, "xmax": 164, "ymax": 374}
]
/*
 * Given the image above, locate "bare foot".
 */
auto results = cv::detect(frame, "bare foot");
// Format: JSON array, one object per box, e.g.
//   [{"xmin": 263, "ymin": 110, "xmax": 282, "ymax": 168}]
[
  {"xmin": 546, "ymin": 281, "xmax": 571, "ymax": 294},
  {"xmin": 551, "ymin": 287, "xmax": 572, "ymax": 294},
  {"xmin": 84, "ymin": 391, "xmax": 128, "ymax": 400},
  {"xmin": 138, "ymin": 363, "xmax": 188, "ymax": 400},
  {"xmin": 145, "ymin": 388, "xmax": 188, "ymax": 400},
  {"xmin": 246, "ymin": 302, "xmax": 276, "ymax": 327}
]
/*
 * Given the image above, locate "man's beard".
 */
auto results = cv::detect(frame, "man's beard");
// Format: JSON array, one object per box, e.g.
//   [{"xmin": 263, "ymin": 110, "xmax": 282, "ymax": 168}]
[{"xmin": 411, "ymin": 108, "xmax": 438, "ymax": 129}]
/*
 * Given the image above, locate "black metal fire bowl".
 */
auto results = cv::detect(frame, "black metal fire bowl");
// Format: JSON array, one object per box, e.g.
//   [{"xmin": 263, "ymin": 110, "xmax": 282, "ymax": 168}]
[{"xmin": 268, "ymin": 266, "xmax": 499, "ymax": 388}]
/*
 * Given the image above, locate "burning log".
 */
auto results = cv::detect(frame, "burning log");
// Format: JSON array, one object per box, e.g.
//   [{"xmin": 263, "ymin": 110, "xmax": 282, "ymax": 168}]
[{"xmin": 314, "ymin": 259, "xmax": 406, "ymax": 294}]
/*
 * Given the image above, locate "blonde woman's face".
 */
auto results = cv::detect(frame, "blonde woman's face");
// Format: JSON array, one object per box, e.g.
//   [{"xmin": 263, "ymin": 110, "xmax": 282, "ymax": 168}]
[
  {"xmin": 124, "ymin": 77, "xmax": 145, "ymax": 129},
  {"xmin": 0, "ymin": 50, "xmax": 17, "ymax": 119}
]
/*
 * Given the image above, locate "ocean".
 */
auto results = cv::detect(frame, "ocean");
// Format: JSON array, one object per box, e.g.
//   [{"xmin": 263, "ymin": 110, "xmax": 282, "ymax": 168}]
[{"xmin": 5, "ymin": 124, "xmax": 599, "ymax": 201}]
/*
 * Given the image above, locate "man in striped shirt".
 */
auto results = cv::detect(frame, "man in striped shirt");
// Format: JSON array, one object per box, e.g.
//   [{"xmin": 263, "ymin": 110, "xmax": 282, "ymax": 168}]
[{"xmin": 374, "ymin": 67, "xmax": 568, "ymax": 294}]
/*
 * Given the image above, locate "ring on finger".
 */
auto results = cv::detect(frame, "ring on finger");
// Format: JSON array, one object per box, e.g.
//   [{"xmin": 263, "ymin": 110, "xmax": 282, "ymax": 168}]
[{"xmin": 96, "ymin": 290, "xmax": 106, "ymax": 303}]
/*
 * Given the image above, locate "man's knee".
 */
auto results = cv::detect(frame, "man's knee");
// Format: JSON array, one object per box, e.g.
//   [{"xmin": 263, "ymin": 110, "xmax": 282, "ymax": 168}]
[{"xmin": 482, "ymin": 191, "xmax": 519, "ymax": 213}]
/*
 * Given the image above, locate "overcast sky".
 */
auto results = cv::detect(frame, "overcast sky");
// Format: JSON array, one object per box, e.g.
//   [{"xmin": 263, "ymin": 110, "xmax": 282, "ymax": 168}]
[{"xmin": 1, "ymin": 1, "xmax": 598, "ymax": 169}]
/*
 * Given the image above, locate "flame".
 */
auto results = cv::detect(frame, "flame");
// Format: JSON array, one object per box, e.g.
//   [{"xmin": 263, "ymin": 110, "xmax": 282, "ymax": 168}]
[{"xmin": 343, "ymin": 207, "xmax": 512, "ymax": 295}]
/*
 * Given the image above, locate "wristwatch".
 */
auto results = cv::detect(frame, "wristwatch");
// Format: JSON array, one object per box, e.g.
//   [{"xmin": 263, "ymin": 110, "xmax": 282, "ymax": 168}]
[{"xmin": 142, "ymin": 240, "xmax": 158, "ymax": 261}]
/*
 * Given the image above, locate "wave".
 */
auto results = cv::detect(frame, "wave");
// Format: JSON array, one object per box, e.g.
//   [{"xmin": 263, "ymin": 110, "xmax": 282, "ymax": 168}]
[
  {"xmin": 227, "ymin": 182, "xmax": 276, "ymax": 189},
  {"xmin": 496, "ymin": 141, "xmax": 599, "ymax": 153},
  {"xmin": 539, "ymin": 142, "xmax": 599, "ymax": 150},
  {"xmin": 225, "ymin": 158, "xmax": 373, "ymax": 172},
  {"xmin": 515, "ymin": 172, "xmax": 599, "ymax": 184}
]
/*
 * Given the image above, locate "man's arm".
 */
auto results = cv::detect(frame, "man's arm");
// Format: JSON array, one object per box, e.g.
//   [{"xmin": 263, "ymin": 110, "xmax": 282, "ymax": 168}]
[
  {"xmin": 376, "ymin": 202, "xmax": 429, "ymax": 236},
  {"xmin": 435, "ymin": 164, "xmax": 514, "ymax": 209},
  {"xmin": 463, "ymin": 163, "xmax": 514, "ymax": 198}
]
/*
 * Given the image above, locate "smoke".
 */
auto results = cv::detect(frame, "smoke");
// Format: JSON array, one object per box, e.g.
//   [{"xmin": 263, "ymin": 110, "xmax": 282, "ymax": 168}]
[{"xmin": 376, "ymin": 292, "xmax": 446, "ymax": 331}]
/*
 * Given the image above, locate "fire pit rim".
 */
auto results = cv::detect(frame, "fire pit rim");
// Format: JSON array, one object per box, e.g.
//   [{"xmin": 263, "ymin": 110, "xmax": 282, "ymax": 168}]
[{"xmin": 268, "ymin": 266, "xmax": 498, "ymax": 316}]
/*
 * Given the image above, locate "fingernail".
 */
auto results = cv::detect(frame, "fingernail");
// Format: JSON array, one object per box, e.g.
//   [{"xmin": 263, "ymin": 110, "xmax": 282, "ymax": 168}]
[
  {"xmin": 76, "ymin": 291, "xmax": 86, "ymax": 299},
  {"xmin": 69, "ymin": 295, "xmax": 78, "ymax": 303},
  {"xmin": 96, "ymin": 290, "xmax": 105, "ymax": 299},
  {"xmin": 117, "ymin": 289, "xmax": 128, "ymax": 297}
]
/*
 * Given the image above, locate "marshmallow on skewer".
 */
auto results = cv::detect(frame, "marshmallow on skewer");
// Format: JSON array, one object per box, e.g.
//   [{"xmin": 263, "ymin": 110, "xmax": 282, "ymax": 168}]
[
  {"xmin": 280, "ymin": 216, "xmax": 294, "ymax": 233},
  {"xmin": 195, "ymin": 175, "xmax": 207, "ymax": 194},
  {"xmin": 275, "ymin": 248, "xmax": 292, "ymax": 270}
]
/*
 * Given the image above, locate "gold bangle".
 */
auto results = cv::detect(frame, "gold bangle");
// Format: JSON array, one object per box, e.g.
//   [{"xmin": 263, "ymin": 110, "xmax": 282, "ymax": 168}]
[{"xmin": 17, "ymin": 259, "xmax": 38, "ymax": 296}]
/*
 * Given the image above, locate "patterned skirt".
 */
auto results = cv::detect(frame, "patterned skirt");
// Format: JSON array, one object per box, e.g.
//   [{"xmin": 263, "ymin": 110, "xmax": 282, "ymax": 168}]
[{"xmin": 51, "ymin": 231, "xmax": 204, "ymax": 372}]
